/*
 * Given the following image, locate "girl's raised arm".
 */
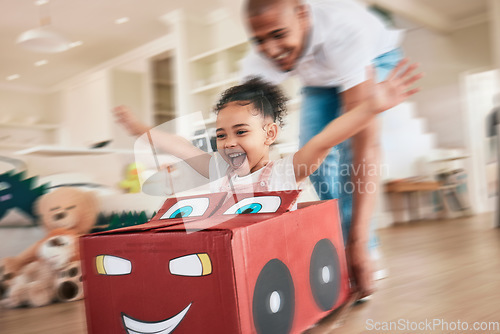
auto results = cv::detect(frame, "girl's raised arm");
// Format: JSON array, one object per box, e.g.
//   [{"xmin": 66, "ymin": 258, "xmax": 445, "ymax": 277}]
[{"xmin": 113, "ymin": 106, "xmax": 212, "ymax": 179}]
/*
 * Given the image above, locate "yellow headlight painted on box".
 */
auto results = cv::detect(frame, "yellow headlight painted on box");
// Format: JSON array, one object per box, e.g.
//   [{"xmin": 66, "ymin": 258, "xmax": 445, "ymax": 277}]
[
  {"xmin": 169, "ymin": 253, "xmax": 212, "ymax": 276},
  {"xmin": 95, "ymin": 255, "xmax": 132, "ymax": 275}
]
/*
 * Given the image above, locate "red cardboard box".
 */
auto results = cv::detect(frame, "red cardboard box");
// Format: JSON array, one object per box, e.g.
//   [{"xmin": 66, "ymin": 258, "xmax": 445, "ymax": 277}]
[{"xmin": 81, "ymin": 191, "xmax": 349, "ymax": 334}]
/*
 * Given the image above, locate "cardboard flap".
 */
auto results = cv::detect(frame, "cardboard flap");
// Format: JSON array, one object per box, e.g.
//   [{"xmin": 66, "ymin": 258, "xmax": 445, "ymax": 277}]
[
  {"xmin": 149, "ymin": 191, "xmax": 300, "ymax": 234},
  {"xmin": 215, "ymin": 190, "xmax": 300, "ymax": 216},
  {"xmin": 87, "ymin": 193, "xmax": 228, "ymax": 236},
  {"xmin": 150, "ymin": 192, "xmax": 227, "ymax": 221},
  {"xmin": 154, "ymin": 191, "xmax": 300, "ymax": 233},
  {"xmin": 153, "ymin": 213, "xmax": 280, "ymax": 233},
  {"xmin": 87, "ymin": 219, "xmax": 184, "ymax": 236},
  {"xmin": 88, "ymin": 224, "xmax": 159, "ymax": 236}
]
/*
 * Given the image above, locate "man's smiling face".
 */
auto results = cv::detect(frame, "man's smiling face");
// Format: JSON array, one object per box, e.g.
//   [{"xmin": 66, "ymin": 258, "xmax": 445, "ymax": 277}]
[{"xmin": 247, "ymin": 2, "xmax": 310, "ymax": 72}]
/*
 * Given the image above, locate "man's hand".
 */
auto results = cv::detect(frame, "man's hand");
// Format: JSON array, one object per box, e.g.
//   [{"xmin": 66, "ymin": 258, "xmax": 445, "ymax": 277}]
[
  {"xmin": 372, "ymin": 59, "xmax": 423, "ymax": 114},
  {"xmin": 346, "ymin": 239, "xmax": 375, "ymax": 298}
]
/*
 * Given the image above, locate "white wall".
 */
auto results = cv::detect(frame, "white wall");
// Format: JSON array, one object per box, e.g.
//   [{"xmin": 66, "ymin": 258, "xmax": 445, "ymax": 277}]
[
  {"xmin": 60, "ymin": 70, "xmax": 112, "ymax": 147},
  {"xmin": 110, "ymin": 70, "xmax": 148, "ymax": 149},
  {"xmin": 44, "ymin": 91, "xmax": 64, "ymax": 124},
  {"xmin": 0, "ymin": 88, "xmax": 61, "ymax": 149},
  {"xmin": 463, "ymin": 69, "xmax": 499, "ymax": 214},
  {"xmin": 0, "ymin": 88, "xmax": 49, "ymax": 124},
  {"xmin": 401, "ymin": 21, "xmax": 493, "ymax": 148}
]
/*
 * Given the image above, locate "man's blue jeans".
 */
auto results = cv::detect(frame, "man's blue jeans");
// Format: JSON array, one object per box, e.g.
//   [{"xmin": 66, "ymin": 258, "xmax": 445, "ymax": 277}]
[{"xmin": 299, "ymin": 48, "xmax": 403, "ymax": 248}]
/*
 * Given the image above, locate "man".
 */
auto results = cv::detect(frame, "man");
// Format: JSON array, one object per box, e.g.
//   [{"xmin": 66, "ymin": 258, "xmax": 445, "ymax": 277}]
[{"xmin": 241, "ymin": 0, "xmax": 418, "ymax": 298}]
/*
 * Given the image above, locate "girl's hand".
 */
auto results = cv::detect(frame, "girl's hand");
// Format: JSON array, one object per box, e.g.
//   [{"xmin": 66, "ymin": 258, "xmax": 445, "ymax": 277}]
[
  {"xmin": 372, "ymin": 59, "xmax": 423, "ymax": 113},
  {"xmin": 113, "ymin": 105, "xmax": 149, "ymax": 136}
]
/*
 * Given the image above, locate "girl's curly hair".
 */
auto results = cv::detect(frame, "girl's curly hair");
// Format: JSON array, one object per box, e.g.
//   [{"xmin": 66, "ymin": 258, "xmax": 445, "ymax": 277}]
[{"xmin": 213, "ymin": 77, "xmax": 288, "ymax": 127}]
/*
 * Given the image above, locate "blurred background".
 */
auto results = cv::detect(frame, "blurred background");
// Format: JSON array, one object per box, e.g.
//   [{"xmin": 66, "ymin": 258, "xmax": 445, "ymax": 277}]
[
  {"xmin": 0, "ymin": 0, "xmax": 499, "ymax": 333},
  {"xmin": 0, "ymin": 0, "xmax": 497, "ymax": 223}
]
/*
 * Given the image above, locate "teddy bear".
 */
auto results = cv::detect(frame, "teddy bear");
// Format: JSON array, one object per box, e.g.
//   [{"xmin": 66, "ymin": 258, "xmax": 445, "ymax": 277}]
[
  {"xmin": 0, "ymin": 187, "xmax": 98, "ymax": 308},
  {"xmin": 39, "ymin": 232, "xmax": 85, "ymax": 303},
  {"xmin": 1, "ymin": 230, "xmax": 83, "ymax": 308},
  {"xmin": 56, "ymin": 260, "xmax": 84, "ymax": 302},
  {"xmin": 1, "ymin": 258, "xmax": 57, "ymax": 308}
]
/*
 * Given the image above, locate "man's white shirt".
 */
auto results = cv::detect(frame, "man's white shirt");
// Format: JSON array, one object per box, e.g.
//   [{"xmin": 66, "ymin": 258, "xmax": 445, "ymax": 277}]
[{"xmin": 241, "ymin": 0, "xmax": 403, "ymax": 91}]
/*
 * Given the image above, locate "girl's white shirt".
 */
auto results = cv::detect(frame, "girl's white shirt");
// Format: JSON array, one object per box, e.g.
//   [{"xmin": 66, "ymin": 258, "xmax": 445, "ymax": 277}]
[{"xmin": 209, "ymin": 153, "xmax": 299, "ymax": 194}]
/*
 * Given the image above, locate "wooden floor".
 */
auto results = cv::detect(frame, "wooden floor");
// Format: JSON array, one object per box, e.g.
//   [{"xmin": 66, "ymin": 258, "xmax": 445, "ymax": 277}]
[{"xmin": 1, "ymin": 213, "xmax": 499, "ymax": 334}]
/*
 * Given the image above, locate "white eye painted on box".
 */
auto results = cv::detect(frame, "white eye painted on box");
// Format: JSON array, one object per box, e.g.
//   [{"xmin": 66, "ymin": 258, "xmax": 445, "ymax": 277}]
[
  {"xmin": 95, "ymin": 255, "xmax": 132, "ymax": 275},
  {"xmin": 161, "ymin": 198, "xmax": 210, "ymax": 219},
  {"xmin": 169, "ymin": 253, "xmax": 212, "ymax": 277},
  {"xmin": 223, "ymin": 196, "xmax": 282, "ymax": 215}
]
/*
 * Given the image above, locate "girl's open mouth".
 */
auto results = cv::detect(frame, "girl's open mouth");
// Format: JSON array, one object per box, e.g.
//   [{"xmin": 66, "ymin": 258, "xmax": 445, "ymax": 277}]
[{"xmin": 227, "ymin": 152, "xmax": 247, "ymax": 168}]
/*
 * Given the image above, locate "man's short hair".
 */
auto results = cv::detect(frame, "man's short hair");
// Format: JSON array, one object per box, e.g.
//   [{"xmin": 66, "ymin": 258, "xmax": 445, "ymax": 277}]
[{"xmin": 245, "ymin": 0, "xmax": 301, "ymax": 17}]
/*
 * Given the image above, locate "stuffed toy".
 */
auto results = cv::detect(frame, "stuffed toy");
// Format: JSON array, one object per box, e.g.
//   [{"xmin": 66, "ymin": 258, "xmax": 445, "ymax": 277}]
[
  {"xmin": 1, "ymin": 258, "xmax": 57, "ymax": 308},
  {"xmin": 0, "ymin": 187, "xmax": 98, "ymax": 308},
  {"xmin": 1, "ymin": 231, "xmax": 82, "ymax": 308},
  {"xmin": 119, "ymin": 162, "xmax": 144, "ymax": 193},
  {"xmin": 56, "ymin": 261, "xmax": 84, "ymax": 302}
]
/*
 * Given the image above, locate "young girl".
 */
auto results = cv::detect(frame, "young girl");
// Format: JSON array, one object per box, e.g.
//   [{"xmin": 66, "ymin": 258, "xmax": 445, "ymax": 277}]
[{"xmin": 114, "ymin": 60, "xmax": 421, "ymax": 196}]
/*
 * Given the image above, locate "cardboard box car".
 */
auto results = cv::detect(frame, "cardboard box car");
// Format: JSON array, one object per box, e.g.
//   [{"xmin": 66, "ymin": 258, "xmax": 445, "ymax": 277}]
[{"xmin": 80, "ymin": 190, "xmax": 350, "ymax": 334}]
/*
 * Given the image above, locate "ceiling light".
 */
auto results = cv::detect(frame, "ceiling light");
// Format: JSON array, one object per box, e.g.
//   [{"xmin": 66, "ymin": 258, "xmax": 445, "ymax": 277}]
[
  {"xmin": 17, "ymin": 1, "xmax": 70, "ymax": 53},
  {"xmin": 17, "ymin": 27, "xmax": 70, "ymax": 53},
  {"xmin": 115, "ymin": 17, "xmax": 130, "ymax": 24},
  {"xmin": 68, "ymin": 41, "xmax": 83, "ymax": 48},
  {"xmin": 34, "ymin": 59, "xmax": 48, "ymax": 66},
  {"xmin": 7, "ymin": 74, "xmax": 20, "ymax": 81},
  {"xmin": 35, "ymin": 0, "xmax": 49, "ymax": 5}
]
